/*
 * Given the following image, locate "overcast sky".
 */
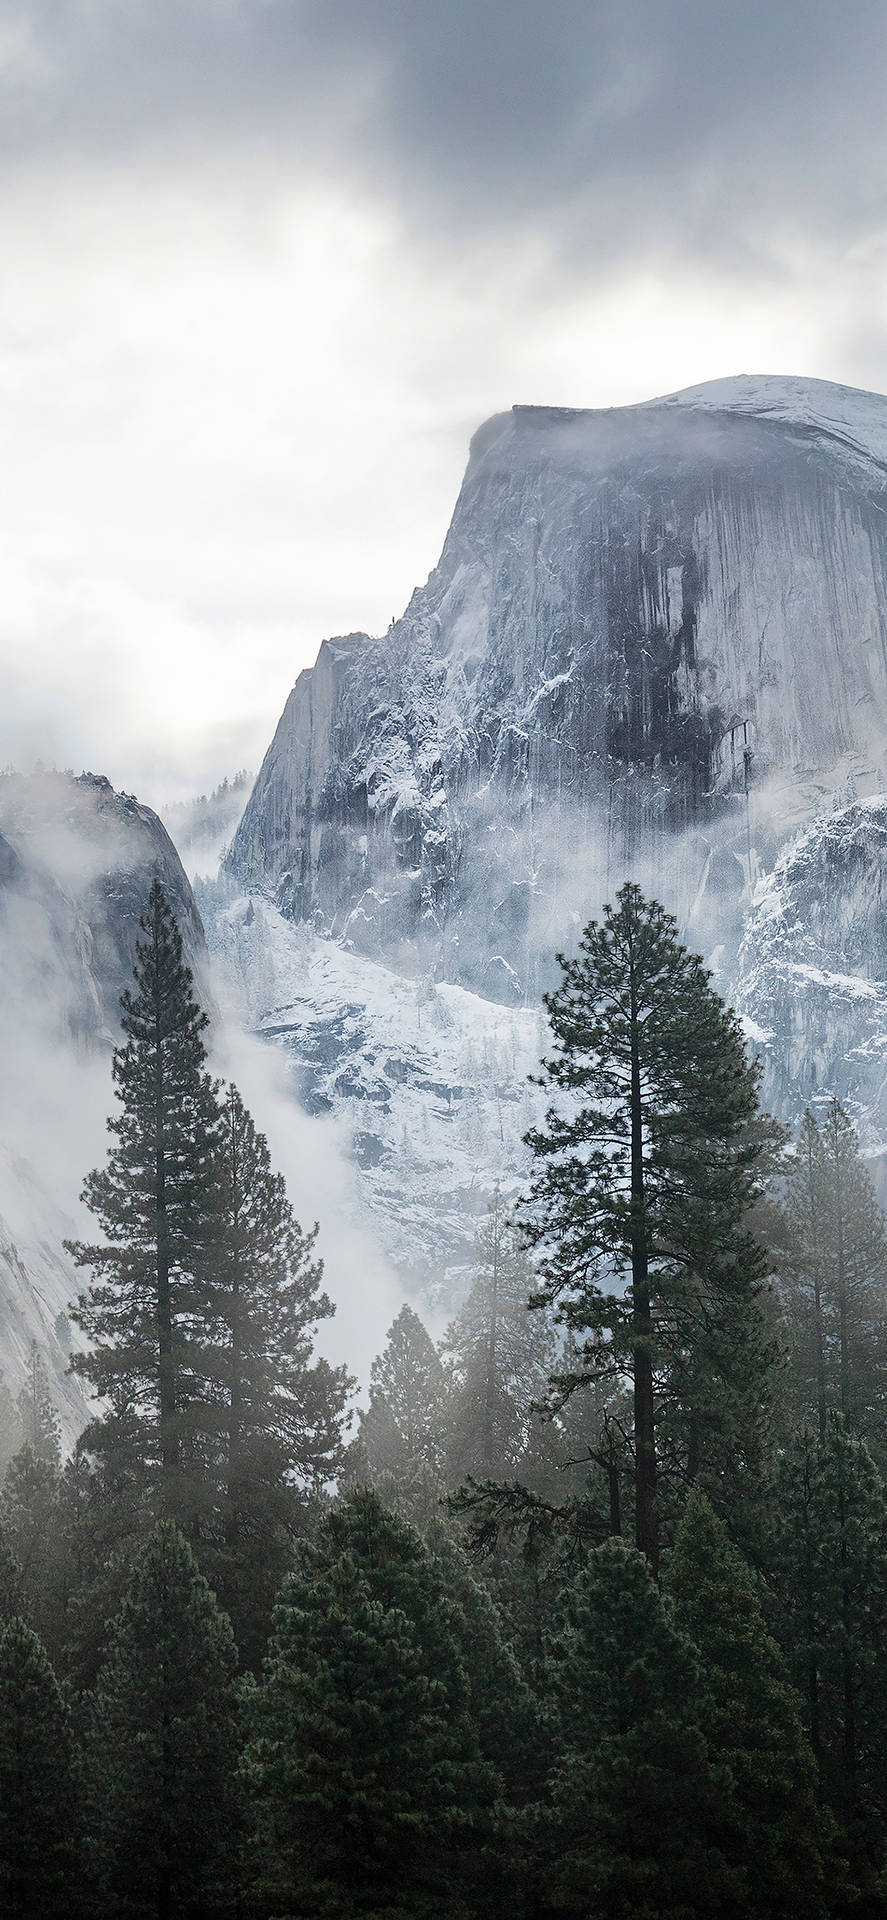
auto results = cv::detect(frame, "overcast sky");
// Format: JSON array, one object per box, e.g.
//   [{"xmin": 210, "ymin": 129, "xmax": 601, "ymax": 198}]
[{"xmin": 2, "ymin": 0, "xmax": 887, "ymax": 803}]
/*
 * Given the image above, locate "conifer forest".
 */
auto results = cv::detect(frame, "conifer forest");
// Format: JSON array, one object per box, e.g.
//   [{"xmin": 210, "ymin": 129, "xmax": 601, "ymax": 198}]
[{"xmin": 1, "ymin": 878, "xmax": 887, "ymax": 1919}]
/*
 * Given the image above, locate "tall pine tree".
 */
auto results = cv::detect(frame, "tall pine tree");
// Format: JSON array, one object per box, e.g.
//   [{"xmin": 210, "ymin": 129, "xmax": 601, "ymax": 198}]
[
  {"xmin": 66, "ymin": 880, "xmax": 222, "ymax": 1523},
  {"xmin": 521, "ymin": 882, "xmax": 781, "ymax": 1570},
  {"xmin": 201, "ymin": 1084, "xmax": 351, "ymax": 1661}
]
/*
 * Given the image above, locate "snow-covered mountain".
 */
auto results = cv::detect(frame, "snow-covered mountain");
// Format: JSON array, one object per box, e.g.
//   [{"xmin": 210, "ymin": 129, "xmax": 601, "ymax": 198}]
[
  {"xmin": 210, "ymin": 376, "xmax": 887, "ymax": 1294},
  {"xmin": 227, "ymin": 373, "xmax": 887, "ymax": 1000}
]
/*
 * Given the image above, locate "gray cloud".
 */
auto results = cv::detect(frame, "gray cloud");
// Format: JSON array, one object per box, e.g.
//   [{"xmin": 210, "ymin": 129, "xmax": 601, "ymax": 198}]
[
  {"xmin": 1, "ymin": 2, "xmax": 885, "ymax": 808},
  {"xmin": 4, "ymin": 1, "xmax": 886, "ymax": 277}
]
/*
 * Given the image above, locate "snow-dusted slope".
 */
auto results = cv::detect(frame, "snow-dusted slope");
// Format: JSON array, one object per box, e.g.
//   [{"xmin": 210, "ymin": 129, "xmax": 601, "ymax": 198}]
[
  {"xmin": 735, "ymin": 793, "xmax": 887, "ymax": 1156},
  {"xmin": 0, "ymin": 1150, "xmax": 91, "ymax": 1443},
  {"xmin": 228, "ymin": 375, "xmax": 887, "ymax": 1001},
  {"xmin": 659, "ymin": 374, "xmax": 887, "ymax": 480},
  {"xmin": 207, "ymin": 892, "xmax": 545, "ymax": 1304}
]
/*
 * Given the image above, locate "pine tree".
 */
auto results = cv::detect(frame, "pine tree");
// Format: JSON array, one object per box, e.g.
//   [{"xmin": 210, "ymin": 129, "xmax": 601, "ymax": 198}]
[
  {"xmin": 66, "ymin": 881, "xmax": 222, "ymax": 1523},
  {"xmin": 774, "ymin": 1420, "xmax": 887, "ymax": 1900},
  {"xmin": 0, "ymin": 1617, "xmax": 83, "ymax": 1918},
  {"xmin": 782, "ymin": 1102, "xmax": 887, "ymax": 1448},
  {"xmin": 547, "ymin": 1535, "xmax": 740, "ymax": 1919},
  {"xmin": 54, "ymin": 1417, "xmax": 154, "ymax": 1690},
  {"xmin": 350, "ymin": 1303, "xmax": 448, "ymax": 1494},
  {"xmin": 200, "ymin": 1084, "xmax": 351, "ymax": 1663},
  {"xmin": 667, "ymin": 1490, "xmax": 825, "ymax": 1919},
  {"xmin": 521, "ymin": 882, "xmax": 781, "ymax": 1570},
  {"xmin": 0, "ymin": 1441, "xmax": 63, "ymax": 1655},
  {"xmin": 242, "ymin": 1487, "xmax": 496, "ymax": 1918},
  {"xmin": 0, "ymin": 1528, "xmax": 21, "ymax": 1623},
  {"xmin": 442, "ymin": 1190, "xmax": 558, "ymax": 1483},
  {"xmin": 92, "ymin": 1521, "xmax": 241, "ymax": 1919},
  {"xmin": 15, "ymin": 1341, "xmax": 61, "ymax": 1465},
  {"xmin": 0, "ymin": 1368, "xmax": 23, "ymax": 1477}
]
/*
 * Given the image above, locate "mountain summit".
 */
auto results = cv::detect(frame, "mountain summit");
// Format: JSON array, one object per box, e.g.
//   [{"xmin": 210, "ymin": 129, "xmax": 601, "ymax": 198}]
[{"xmin": 228, "ymin": 374, "xmax": 887, "ymax": 999}]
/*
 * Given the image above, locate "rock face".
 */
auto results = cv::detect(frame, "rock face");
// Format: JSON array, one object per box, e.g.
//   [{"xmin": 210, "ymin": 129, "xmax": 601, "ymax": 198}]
[
  {"xmin": 0, "ymin": 768, "xmax": 210, "ymax": 1042},
  {"xmin": 735, "ymin": 794, "xmax": 887, "ymax": 1157},
  {"xmin": 0, "ymin": 770, "xmax": 212, "ymax": 1438},
  {"xmin": 228, "ymin": 376, "xmax": 887, "ymax": 998},
  {"xmin": 205, "ymin": 891, "xmax": 545, "ymax": 1299}
]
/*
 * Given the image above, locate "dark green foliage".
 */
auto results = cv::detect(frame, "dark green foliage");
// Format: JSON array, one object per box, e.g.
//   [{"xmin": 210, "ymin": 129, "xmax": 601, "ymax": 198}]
[
  {"xmin": 0, "ymin": 1616, "xmax": 82, "ymax": 1918},
  {"xmin": 782, "ymin": 1104, "xmax": 887, "ymax": 1449},
  {"xmin": 242, "ymin": 1487, "xmax": 496, "ymax": 1918},
  {"xmin": 92, "ymin": 1522, "xmax": 241, "ymax": 1919},
  {"xmin": 668, "ymin": 1490, "xmax": 826, "ymax": 1918},
  {"xmin": 201, "ymin": 1084, "xmax": 350, "ymax": 1664},
  {"xmin": 347, "ymin": 1304, "xmax": 448, "ymax": 1505},
  {"xmin": 520, "ymin": 882, "xmax": 781, "ymax": 1567},
  {"xmin": 0, "ymin": 1441, "xmax": 63, "ymax": 1654},
  {"xmin": 54, "ymin": 1423, "xmax": 154, "ymax": 1690},
  {"xmin": 774, "ymin": 1422, "xmax": 887, "ymax": 1900},
  {"xmin": 66, "ymin": 880, "xmax": 222, "ymax": 1523},
  {"xmin": 9, "ymin": 874, "xmax": 887, "ymax": 1916},
  {"xmin": 547, "ymin": 1535, "xmax": 740, "ymax": 1919}
]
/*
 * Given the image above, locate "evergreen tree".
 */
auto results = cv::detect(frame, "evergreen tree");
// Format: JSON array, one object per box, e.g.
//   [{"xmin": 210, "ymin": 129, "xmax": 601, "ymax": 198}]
[
  {"xmin": 54, "ymin": 1414, "xmax": 154, "ymax": 1690},
  {"xmin": 0, "ymin": 1617, "xmax": 83, "ymax": 1918},
  {"xmin": 201, "ymin": 1083, "xmax": 351, "ymax": 1663},
  {"xmin": 782, "ymin": 1102, "xmax": 887, "ymax": 1447},
  {"xmin": 0, "ymin": 1368, "xmax": 23, "ymax": 1477},
  {"xmin": 521, "ymin": 882, "xmax": 781, "ymax": 1570},
  {"xmin": 0, "ymin": 1441, "xmax": 63, "ymax": 1655},
  {"xmin": 442, "ymin": 1190, "xmax": 558, "ymax": 1483},
  {"xmin": 774, "ymin": 1420, "xmax": 887, "ymax": 1901},
  {"xmin": 15, "ymin": 1341, "xmax": 61, "ymax": 1464},
  {"xmin": 350, "ymin": 1303, "xmax": 448, "ymax": 1491},
  {"xmin": 0, "ymin": 1527, "xmax": 21, "ymax": 1623},
  {"xmin": 242, "ymin": 1487, "xmax": 496, "ymax": 1918},
  {"xmin": 92, "ymin": 1521, "xmax": 241, "ymax": 1919},
  {"xmin": 547, "ymin": 1535, "xmax": 740, "ymax": 1919},
  {"xmin": 667, "ymin": 1490, "xmax": 825, "ymax": 1919},
  {"xmin": 66, "ymin": 881, "xmax": 222, "ymax": 1523}
]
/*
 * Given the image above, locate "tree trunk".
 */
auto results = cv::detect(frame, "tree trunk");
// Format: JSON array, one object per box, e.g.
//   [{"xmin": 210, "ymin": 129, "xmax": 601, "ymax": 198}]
[
  {"xmin": 814, "ymin": 1266, "xmax": 827, "ymax": 1444},
  {"xmin": 153, "ymin": 916, "xmax": 178, "ymax": 1508},
  {"xmin": 805, "ymin": 1129, "xmax": 828, "ymax": 1442},
  {"xmin": 838, "ymin": 1470, "xmax": 856, "ymax": 1786},
  {"xmin": 629, "ymin": 963, "xmax": 658, "ymax": 1575},
  {"xmin": 482, "ymin": 1198, "xmax": 501, "ymax": 1472},
  {"xmin": 830, "ymin": 1102, "xmax": 851, "ymax": 1426}
]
